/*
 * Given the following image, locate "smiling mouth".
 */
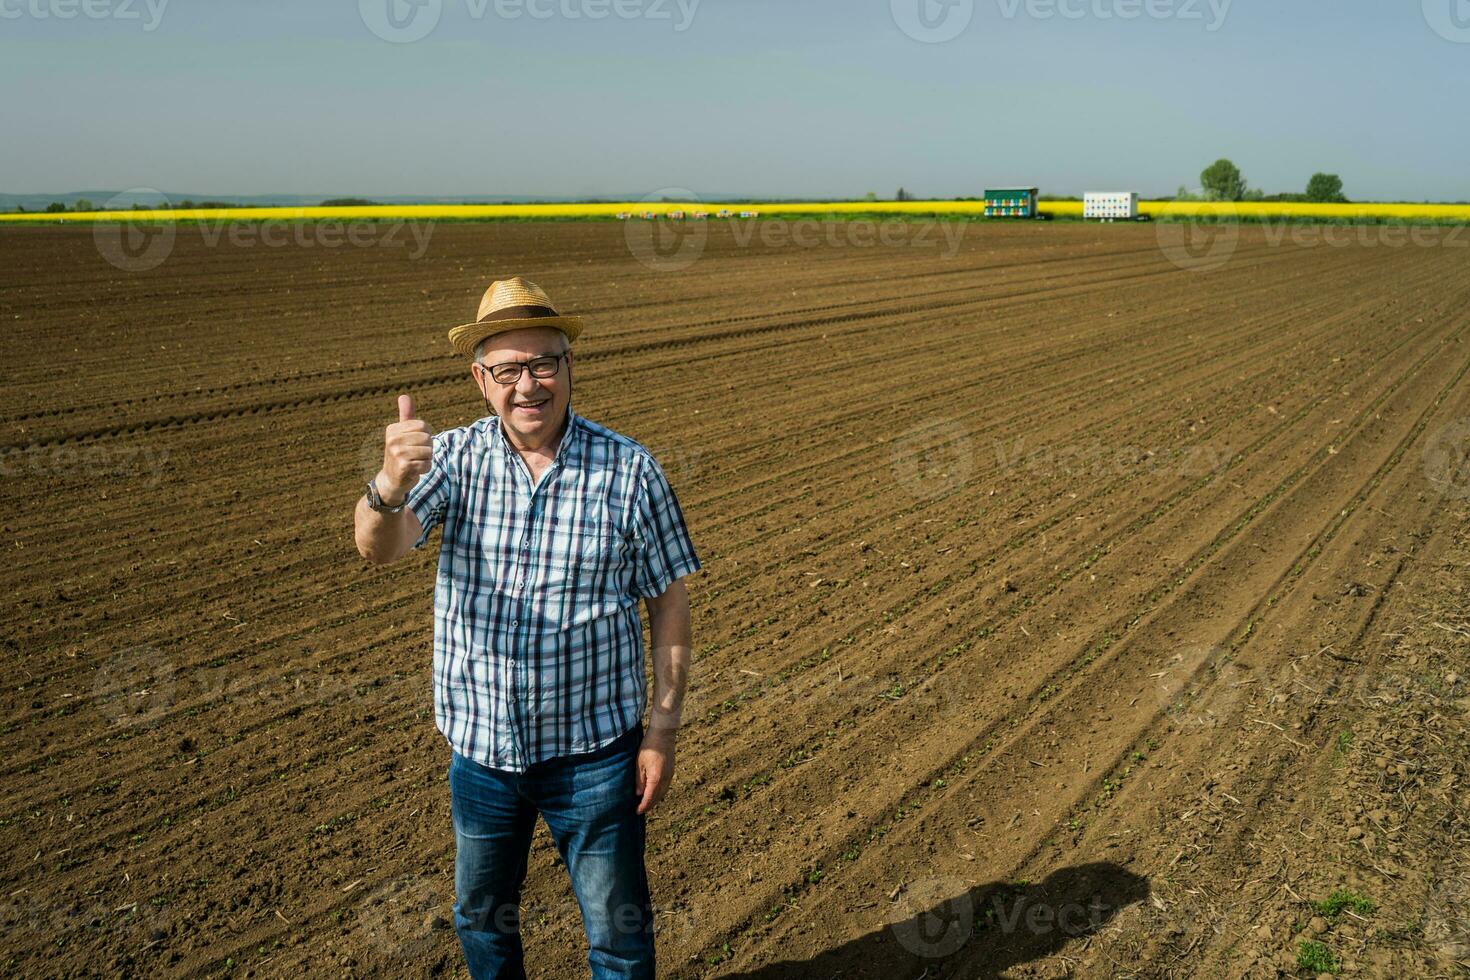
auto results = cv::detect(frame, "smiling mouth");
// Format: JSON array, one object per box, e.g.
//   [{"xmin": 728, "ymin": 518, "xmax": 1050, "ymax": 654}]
[{"xmin": 514, "ymin": 399, "xmax": 549, "ymax": 411}]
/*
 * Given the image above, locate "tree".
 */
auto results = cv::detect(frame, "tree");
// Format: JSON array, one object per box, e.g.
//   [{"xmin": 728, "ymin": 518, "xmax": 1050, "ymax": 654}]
[
  {"xmin": 1305, "ymin": 173, "xmax": 1346, "ymax": 203},
  {"xmin": 896, "ymin": 187, "xmax": 911, "ymax": 202},
  {"xmin": 72, "ymin": 198, "xmax": 95, "ymax": 212},
  {"xmin": 1200, "ymin": 159, "xmax": 1247, "ymax": 202},
  {"xmin": 46, "ymin": 202, "xmax": 66, "ymax": 213}
]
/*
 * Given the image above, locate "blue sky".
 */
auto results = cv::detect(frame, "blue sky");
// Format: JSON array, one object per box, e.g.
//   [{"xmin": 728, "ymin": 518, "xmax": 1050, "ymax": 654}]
[{"xmin": 2, "ymin": 0, "xmax": 1466, "ymax": 200}]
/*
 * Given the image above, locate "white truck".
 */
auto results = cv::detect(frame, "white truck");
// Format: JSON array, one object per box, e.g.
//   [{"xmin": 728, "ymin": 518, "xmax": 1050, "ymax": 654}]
[{"xmin": 1084, "ymin": 192, "xmax": 1141, "ymax": 221}]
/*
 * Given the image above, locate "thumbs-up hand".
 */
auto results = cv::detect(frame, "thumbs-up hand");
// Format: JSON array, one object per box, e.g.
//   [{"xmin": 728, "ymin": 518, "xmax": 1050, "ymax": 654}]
[{"xmin": 379, "ymin": 394, "xmax": 435, "ymax": 503}]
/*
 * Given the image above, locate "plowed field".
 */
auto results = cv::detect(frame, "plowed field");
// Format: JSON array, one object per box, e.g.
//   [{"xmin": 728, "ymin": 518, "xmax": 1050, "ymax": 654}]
[{"xmin": 2, "ymin": 221, "xmax": 1466, "ymax": 978}]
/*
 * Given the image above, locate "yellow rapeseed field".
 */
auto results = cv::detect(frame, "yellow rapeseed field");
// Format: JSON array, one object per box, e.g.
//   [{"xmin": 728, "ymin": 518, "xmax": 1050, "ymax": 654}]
[
  {"xmin": 1, "ymin": 200, "xmax": 1467, "ymax": 223},
  {"xmin": 1139, "ymin": 200, "xmax": 1470, "ymax": 221}
]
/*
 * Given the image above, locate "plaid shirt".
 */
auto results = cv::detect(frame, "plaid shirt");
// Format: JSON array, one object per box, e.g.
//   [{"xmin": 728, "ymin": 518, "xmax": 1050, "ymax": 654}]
[{"xmin": 404, "ymin": 409, "xmax": 700, "ymax": 772}]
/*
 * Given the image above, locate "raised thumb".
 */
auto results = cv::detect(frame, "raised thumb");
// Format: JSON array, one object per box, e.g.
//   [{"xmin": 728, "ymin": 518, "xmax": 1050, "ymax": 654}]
[{"xmin": 398, "ymin": 394, "xmax": 416, "ymax": 423}]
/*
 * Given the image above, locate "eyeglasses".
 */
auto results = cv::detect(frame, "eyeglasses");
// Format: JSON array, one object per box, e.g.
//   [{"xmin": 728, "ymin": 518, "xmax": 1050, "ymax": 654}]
[{"xmin": 477, "ymin": 352, "xmax": 567, "ymax": 386}]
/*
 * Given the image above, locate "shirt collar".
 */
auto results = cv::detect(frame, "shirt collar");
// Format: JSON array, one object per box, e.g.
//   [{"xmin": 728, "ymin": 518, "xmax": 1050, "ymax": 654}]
[{"xmin": 493, "ymin": 405, "xmax": 581, "ymax": 467}]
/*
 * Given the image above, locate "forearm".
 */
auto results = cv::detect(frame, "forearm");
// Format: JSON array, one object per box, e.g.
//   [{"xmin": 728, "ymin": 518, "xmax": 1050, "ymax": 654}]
[
  {"xmin": 646, "ymin": 583, "xmax": 692, "ymax": 731},
  {"xmin": 354, "ymin": 494, "xmax": 423, "ymax": 564}
]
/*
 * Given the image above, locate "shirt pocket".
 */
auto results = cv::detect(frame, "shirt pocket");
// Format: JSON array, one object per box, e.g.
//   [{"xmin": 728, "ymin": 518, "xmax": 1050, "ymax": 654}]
[
  {"xmin": 545, "ymin": 499, "xmax": 629, "ymax": 618},
  {"xmin": 567, "ymin": 523, "xmax": 623, "ymax": 595}
]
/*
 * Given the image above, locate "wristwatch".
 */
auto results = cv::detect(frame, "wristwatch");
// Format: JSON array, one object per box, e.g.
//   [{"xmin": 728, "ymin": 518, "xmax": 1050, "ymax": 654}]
[{"xmin": 365, "ymin": 479, "xmax": 407, "ymax": 514}]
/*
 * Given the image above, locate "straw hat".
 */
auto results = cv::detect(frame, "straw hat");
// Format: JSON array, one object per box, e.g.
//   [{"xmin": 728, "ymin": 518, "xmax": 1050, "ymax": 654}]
[{"xmin": 447, "ymin": 277, "xmax": 584, "ymax": 357}]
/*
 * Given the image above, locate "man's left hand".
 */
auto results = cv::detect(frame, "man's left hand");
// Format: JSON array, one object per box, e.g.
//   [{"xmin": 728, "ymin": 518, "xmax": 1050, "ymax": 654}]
[{"xmin": 635, "ymin": 728, "xmax": 677, "ymax": 815}]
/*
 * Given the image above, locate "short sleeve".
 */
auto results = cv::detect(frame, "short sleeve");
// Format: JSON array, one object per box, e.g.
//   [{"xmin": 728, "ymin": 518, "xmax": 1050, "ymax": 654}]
[
  {"xmin": 630, "ymin": 454, "xmax": 701, "ymax": 599},
  {"xmin": 404, "ymin": 429, "xmax": 457, "ymax": 550}
]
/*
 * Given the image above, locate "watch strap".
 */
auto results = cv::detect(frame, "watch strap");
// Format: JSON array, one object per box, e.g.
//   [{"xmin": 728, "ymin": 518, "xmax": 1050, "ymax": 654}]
[{"xmin": 366, "ymin": 479, "xmax": 407, "ymax": 514}]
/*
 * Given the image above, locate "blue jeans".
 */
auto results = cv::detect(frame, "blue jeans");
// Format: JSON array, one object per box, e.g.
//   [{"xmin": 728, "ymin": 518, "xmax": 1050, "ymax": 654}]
[{"xmin": 448, "ymin": 725, "xmax": 654, "ymax": 980}]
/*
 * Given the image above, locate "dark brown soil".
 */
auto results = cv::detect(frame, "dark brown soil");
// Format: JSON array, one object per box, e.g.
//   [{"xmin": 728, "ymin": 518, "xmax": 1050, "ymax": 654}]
[{"xmin": 1, "ymin": 220, "xmax": 1465, "ymax": 979}]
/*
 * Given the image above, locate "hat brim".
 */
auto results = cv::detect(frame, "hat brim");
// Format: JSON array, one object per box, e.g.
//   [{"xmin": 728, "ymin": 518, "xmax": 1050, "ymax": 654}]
[{"xmin": 448, "ymin": 316, "xmax": 584, "ymax": 357}]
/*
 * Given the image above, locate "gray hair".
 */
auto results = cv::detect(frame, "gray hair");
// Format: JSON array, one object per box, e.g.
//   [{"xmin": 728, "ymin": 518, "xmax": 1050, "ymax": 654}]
[{"xmin": 473, "ymin": 331, "xmax": 570, "ymax": 364}]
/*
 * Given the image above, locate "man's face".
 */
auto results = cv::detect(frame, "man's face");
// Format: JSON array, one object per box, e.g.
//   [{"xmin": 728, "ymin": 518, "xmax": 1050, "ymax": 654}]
[{"xmin": 473, "ymin": 326, "xmax": 573, "ymax": 446}]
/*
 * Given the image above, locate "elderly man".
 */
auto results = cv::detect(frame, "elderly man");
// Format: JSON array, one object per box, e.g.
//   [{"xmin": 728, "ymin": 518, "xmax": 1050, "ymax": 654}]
[{"xmin": 353, "ymin": 277, "xmax": 699, "ymax": 980}]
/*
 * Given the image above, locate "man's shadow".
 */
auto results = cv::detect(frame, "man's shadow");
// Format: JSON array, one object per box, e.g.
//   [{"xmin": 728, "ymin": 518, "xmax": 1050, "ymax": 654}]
[{"xmin": 722, "ymin": 862, "xmax": 1148, "ymax": 980}]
